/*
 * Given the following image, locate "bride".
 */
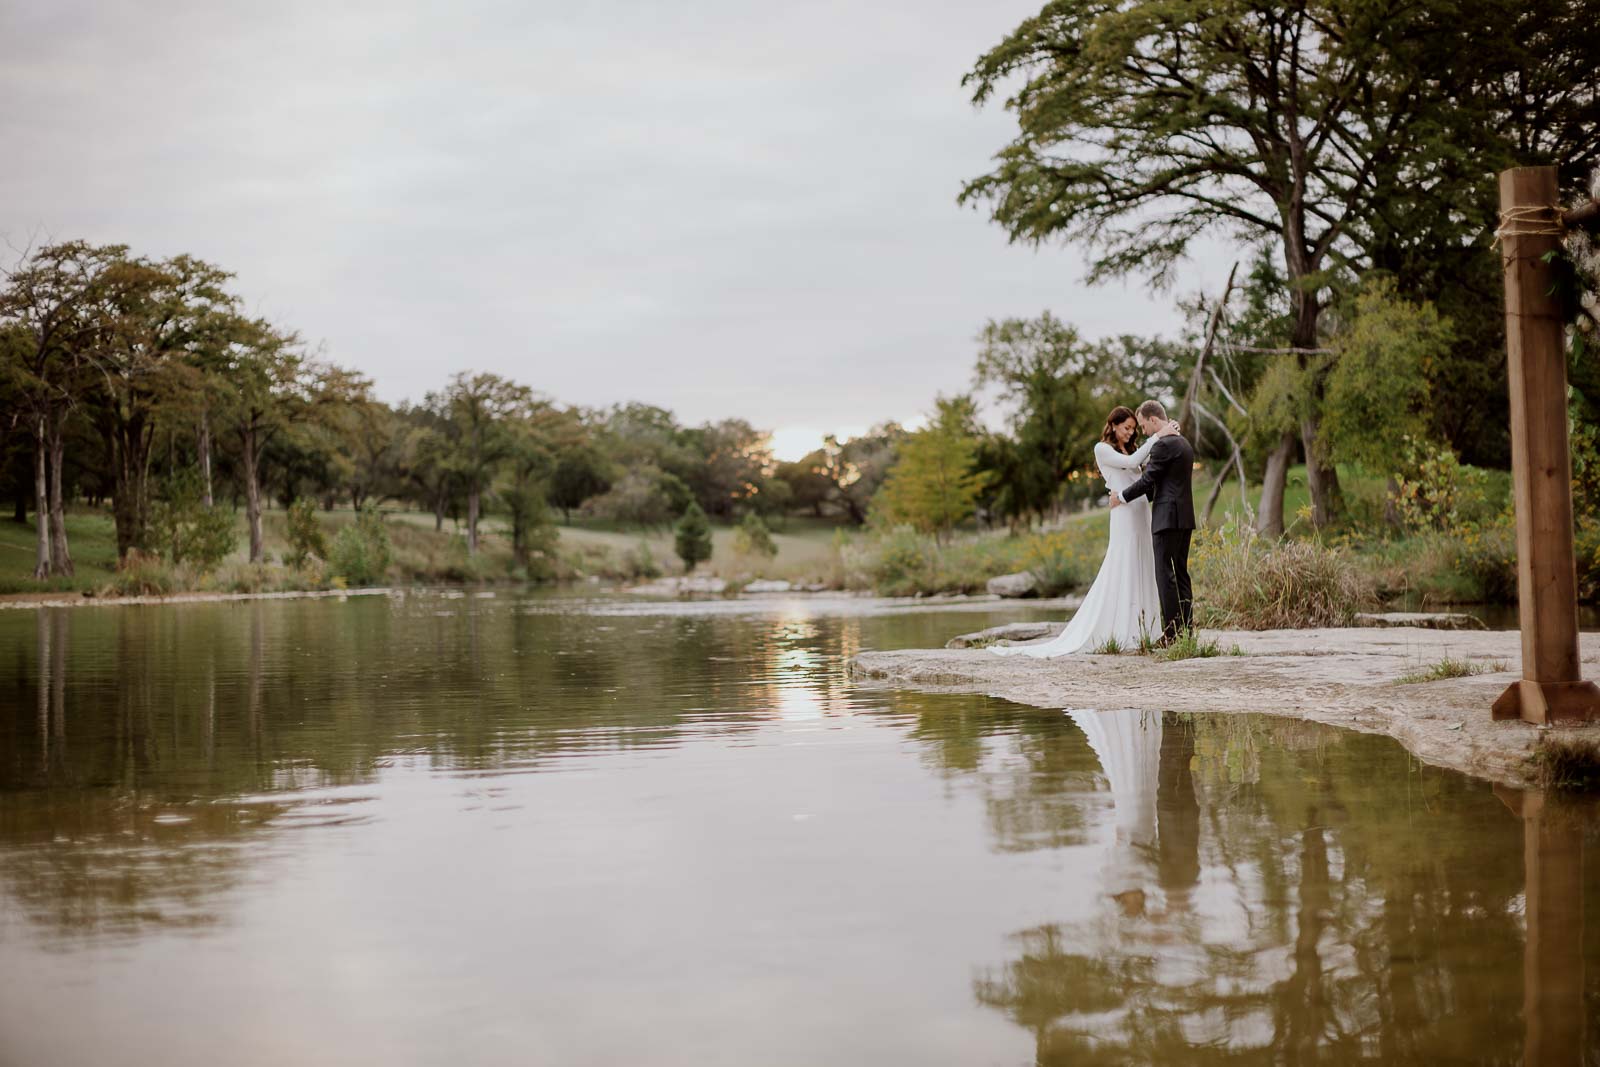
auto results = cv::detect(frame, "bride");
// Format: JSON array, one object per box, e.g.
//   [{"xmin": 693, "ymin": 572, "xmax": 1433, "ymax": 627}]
[{"xmin": 991, "ymin": 406, "xmax": 1175, "ymax": 658}]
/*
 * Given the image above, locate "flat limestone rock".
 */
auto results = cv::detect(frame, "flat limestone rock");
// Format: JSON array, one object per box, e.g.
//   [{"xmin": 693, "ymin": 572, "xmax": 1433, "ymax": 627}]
[
  {"xmin": 1355, "ymin": 611, "xmax": 1488, "ymax": 630},
  {"xmin": 627, "ymin": 576, "xmax": 728, "ymax": 596},
  {"xmin": 985, "ymin": 571, "xmax": 1039, "ymax": 598},
  {"xmin": 946, "ymin": 621, "xmax": 1067, "ymax": 649},
  {"xmin": 743, "ymin": 579, "xmax": 793, "ymax": 594},
  {"xmin": 849, "ymin": 627, "xmax": 1600, "ymax": 787}
]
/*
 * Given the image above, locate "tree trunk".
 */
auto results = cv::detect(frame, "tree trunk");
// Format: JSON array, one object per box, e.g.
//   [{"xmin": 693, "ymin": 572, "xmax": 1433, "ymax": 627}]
[
  {"xmin": 1256, "ymin": 430, "xmax": 1296, "ymax": 538},
  {"xmin": 467, "ymin": 485, "xmax": 480, "ymax": 554},
  {"xmin": 242, "ymin": 424, "xmax": 264, "ymax": 563},
  {"xmin": 1300, "ymin": 414, "xmax": 1341, "ymax": 528},
  {"xmin": 47, "ymin": 414, "xmax": 73, "ymax": 577},
  {"xmin": 32, "ymin": 418, "xmax": 51, "ymax": 579},
  {"xmin": 1384, "ymin": 475, "xmax": 1403, "ymax": 529},
  {"xmin": 1286, "ymin": 255, "xmax": 1339, "ymax": 529},
  {"xmin": 512, "ymin": 509, "xmax": 527, "ymax": 564},
  {"xmin": 198, "ymin": 410, "xmax": 213, "ymax": 507},
  {"xmin": 12, "ymin": 490, "xmax": 26, "ymax": 525},
  {"xmin": 434, "ymin": 498, "xmax": 445, "ymax": 531},
  {"xmin": 109, "ymin": 410, "xmax": 155, "ymax": 559}
]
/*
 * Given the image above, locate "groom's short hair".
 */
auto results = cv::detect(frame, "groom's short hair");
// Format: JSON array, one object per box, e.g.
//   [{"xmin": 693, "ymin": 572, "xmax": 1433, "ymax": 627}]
[{"xmin": 1136, "ymin": 400, "xmax": 1167, "ymax": 421}]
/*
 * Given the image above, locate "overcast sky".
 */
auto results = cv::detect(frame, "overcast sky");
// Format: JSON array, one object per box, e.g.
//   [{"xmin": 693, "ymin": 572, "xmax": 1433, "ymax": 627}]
[{"xmin": 2, "ymin": 0, "xmax": 1228, "ymax": 459}]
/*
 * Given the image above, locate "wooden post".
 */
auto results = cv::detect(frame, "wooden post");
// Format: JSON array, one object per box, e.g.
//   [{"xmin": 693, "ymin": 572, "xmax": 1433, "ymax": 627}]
[{"xmin": 1491, "ymin": 166, "xmax": 1600, "ymax": 724}]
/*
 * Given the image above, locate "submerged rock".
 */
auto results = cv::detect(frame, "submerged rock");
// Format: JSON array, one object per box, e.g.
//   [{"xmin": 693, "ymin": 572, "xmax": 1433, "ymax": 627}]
[
  {"xmin": 1355, "ymin": 612, "xmax": 1488, "ymax": 630},
  {"xmin": 986, "ymin": 571, "xmax": 1039, "ymax": 598},
  {"xmin": 946, "ymin": 621, "xmax": 1067, "ymax": 649}
]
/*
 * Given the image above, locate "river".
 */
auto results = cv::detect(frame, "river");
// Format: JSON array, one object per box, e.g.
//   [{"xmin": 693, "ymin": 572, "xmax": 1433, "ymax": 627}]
[{"xmin": 1, "ymin": 591, "xmax": 1595, "ymax": 1064}]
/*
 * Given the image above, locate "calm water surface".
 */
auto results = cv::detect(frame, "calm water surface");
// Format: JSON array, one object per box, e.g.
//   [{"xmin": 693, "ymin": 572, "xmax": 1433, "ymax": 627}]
[{"xmin": 1, "ymin": 591, "xmax": 1597, "ymax": 1065}]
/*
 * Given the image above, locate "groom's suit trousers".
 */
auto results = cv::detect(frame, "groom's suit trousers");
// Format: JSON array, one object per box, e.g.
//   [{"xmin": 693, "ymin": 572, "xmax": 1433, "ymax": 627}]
[{"xmin": 1153, "ymin": 528, "xmax": 1193, "ymax": 640}]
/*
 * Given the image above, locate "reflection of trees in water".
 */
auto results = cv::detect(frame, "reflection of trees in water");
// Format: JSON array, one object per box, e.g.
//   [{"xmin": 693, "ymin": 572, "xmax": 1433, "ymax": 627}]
[
  {"xmin": 0, "ymin": 597, "xmax": 879, "ymax": 940},
  {"xmin": 903, "ymin": 700, "xmax": 1105, "ymax": 851},
  {"xmin": 972, "ymin": 714, "xmax": 1567, "ymax": 1062}
]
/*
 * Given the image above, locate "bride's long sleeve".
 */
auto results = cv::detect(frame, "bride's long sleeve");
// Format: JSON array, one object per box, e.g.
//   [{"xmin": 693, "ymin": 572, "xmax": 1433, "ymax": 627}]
[{"xmin": 1095, "ymin": 436, "xmax": 1158, "ymax": 473}]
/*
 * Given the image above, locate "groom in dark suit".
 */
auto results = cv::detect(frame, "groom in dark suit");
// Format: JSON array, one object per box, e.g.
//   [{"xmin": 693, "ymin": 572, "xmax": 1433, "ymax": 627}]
[{"xmin": 1110, "ymin": 400, "xmax": 1196, "ymax": 642}]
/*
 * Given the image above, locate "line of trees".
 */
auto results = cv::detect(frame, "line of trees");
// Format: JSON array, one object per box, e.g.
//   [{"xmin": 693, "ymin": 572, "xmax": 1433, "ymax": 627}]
[
  {"xmin": 2, "ymin": 233, "xmax": 1519, "ymax": 583},
  {"xmin": 0, "ymin": 242, "xmax": 957, "ymax": 575}
]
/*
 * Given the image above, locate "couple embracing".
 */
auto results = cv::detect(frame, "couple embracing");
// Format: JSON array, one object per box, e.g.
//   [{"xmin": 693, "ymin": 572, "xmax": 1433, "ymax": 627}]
[{"xmin": 993, "ymin": 400, "xmax": 1195, "ymax": 658}]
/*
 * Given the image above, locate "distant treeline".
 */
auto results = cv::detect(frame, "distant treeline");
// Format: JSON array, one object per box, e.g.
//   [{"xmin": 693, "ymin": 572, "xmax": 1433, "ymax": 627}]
[{"xmin": 1, "ymin": 235, "xmax": 1238, "ymax": 578}]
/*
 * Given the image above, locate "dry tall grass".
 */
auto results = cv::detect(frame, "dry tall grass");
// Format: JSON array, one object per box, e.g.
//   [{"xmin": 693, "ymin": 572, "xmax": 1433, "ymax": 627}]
[{"xmin": 1192, "ymin": 523, "xmax": 1378, "ymax": 629}]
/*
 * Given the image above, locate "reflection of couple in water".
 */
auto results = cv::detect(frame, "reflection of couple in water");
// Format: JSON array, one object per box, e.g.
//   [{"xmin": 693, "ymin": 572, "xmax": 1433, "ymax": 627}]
[{"xmin": 1070, "ymin": 708, "xmax": 1165, "ymax": 917}]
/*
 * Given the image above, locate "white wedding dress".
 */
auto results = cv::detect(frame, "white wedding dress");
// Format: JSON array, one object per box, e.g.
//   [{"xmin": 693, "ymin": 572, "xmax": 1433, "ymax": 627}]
[
  {"xmin": 1070, "ymin": 708, "xmax": 1162, "ymax": 899},
  {"xmin": 991, "ymin": 437, "xmax": 1164, "ymax": 658}
]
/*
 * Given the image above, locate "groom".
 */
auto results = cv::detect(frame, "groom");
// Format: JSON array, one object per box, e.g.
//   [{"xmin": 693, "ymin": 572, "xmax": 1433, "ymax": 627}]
[{"xmin": 1109, "ymin": 400, "xmax": 1196, "ymax": 643}]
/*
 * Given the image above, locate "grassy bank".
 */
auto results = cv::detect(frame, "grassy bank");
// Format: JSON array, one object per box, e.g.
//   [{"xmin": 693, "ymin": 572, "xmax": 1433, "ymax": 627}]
[
  {"xmin": 8, "ymin": 460, "xmax": 1595, "ymax": 622},
  {"xmin": 0, "ymin": 508, "xmax": 862, "ymax": 597}
]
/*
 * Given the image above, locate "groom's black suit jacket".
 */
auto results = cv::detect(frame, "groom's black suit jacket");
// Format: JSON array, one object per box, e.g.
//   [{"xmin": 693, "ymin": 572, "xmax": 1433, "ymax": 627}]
[{"xmin": 1120, "ymin": 435, "xmax": 1196, "ymax": 533}]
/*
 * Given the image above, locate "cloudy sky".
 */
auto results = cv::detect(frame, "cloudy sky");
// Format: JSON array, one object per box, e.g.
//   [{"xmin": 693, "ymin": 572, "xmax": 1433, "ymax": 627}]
[{"xmin": 2, "ymin": 0, "xmax": 1226, "ymax": 459}]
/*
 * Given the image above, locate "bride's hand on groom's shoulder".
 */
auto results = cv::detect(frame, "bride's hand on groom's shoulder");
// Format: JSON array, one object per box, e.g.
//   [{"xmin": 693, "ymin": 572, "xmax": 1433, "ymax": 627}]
[{"xmin": 1157, "ymin": 419, "xmax": 1181, "ymax": 437}]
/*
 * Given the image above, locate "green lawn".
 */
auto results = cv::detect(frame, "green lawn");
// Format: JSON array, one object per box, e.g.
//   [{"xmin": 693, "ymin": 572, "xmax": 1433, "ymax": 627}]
[
  {"xmin": 552, "ymin": 514, "xmax": 850, "ymax": 582},
  {"xmin": 0, "ymin": 512, "xmax": 121, "ymax": 593}
]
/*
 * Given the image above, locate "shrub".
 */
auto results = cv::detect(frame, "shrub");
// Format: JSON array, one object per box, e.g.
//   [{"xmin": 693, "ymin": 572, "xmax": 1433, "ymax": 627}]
[
  {"xmin": 1578, "ymin": 523, "xmax": 1600, "ymax": 603},
  {"xmin": 1023, "ymin": 528, "xmax": 1100, "ymax": 595},
  {"xmin": 843, "ymin": 523, "xmax": 1108, "ymax": 597},
  {"xmin": 285, "ymin": 498, "xmax": 328, "ymax": 567},
  {"xmin": 1391, "ymin": 436, "xmax": 1497, "ymax": 532},
  {"xmin": 201, "ymin": 562, "xmax": 319, "ymax": 595},
  {"xmin": 673, "ymin": 503, "xmax": 713, "ymax": 573},
  {"xmin": 825, "ymin": 528, "xmax": 873, "ymax": 591},
  {"xmin": 329, "ymin": 505, "xmax": 392, "ymax": 586},
  {"xmin": 1356, "ymin": 523, "xmax": 1521, "ymax": 605},
  {"xmin": 623, "ymin": 540, "xmax": 663, "ymax": 579},
  {"xmin": 867, "ymin": 525, "xmax": 940, "ymax": 597},
  {"xmin": 732, "ymin": 512, "xmax": 778, "ymax": 560},
  {"xmin": 1444, "ymin": 522, "xmax": 1519, "ymax": 602},
  {"xmin": 1192, "ymin": 521, "xmax": 1378, "ymax": 628},
  {"xmin": 149, "ymin": 468, "xmax": 236, "ymax": 568},
  {"xmin": 107, "ymin": 551, "xmax": 177, "ymax": 596}
]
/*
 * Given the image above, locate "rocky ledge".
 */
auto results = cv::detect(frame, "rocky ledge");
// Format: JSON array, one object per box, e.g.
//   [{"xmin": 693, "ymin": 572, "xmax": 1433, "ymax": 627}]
[{"xmin": 849, "ymin": 627, "xmax": 1600, "ymax": 786}]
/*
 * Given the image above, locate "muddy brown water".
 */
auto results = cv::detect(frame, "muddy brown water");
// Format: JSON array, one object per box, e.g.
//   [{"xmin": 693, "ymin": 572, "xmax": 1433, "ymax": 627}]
[{"xmin": 1, "ymin": 591, "xmax": 1596, "ymax": 1065}]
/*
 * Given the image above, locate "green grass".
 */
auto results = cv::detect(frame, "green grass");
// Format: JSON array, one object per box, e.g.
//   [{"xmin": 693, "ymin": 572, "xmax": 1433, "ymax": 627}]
[
  {"xmin": 1154, "ymin": 631, "xmax": 1227, "ymax": 661},
  {"xmin": 554, "ymin": 516, "xmax": 846, "ymax": 583},
  {"xmin": 0, "ymin": 512, "xmax": 121, "ymax": 593},
  {"xmin": 1394, "ymin": 656, "xmax": 1504, "ymax": 685},
  {"xmin": 1091, "ymin": 635, "xmax": 1125, "ymax": 655}
]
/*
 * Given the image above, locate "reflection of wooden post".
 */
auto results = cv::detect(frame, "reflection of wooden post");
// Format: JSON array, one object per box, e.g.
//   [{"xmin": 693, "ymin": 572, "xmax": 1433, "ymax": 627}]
[
  {"xmin": 1491, "ymin": 166, "xmax": 1600, "ymax": 723},
  {"xmin": 1494, "ymin": 786, "xmax": 1586, "ymax": 1065}
]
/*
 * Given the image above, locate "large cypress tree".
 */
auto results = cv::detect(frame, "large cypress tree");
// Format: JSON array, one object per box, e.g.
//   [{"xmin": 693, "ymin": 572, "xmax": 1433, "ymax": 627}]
[{"xmin": 962, "ymin": 0, "xmax": 1599, "ymax": 534}]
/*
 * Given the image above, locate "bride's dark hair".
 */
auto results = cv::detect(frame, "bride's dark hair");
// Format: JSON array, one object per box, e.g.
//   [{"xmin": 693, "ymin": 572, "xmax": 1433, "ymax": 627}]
[{"xmin": 1101, "ymin": 406, "xmax": 1137, "ymax": 454}]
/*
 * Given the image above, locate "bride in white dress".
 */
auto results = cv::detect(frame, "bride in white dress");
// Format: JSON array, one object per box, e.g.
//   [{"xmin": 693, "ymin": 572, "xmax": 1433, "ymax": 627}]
[{"xmin": 992, "ymin": 406, "xmax": 1174, "ymax": 658}]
